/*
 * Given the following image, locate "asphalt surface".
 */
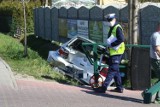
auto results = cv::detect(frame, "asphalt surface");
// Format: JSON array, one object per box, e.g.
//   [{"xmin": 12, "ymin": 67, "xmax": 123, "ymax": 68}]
[{"xmin": 0, "ymin": 57, "xmax": 159, "ymax": 107}]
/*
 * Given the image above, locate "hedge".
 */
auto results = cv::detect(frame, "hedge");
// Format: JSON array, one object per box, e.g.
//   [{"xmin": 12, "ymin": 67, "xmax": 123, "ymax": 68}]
[{"xmin": 0, "ymin": 1, "xmax": 41, "ymax": 35}]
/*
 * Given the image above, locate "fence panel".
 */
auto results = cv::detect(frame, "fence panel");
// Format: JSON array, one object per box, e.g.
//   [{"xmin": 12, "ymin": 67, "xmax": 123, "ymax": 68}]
[
  {"xmin": 58, "ymin": 7, "xmax": 69, "ymax": 43},
  {"xmin": 90, "ymin": 6, "xmax": 103, "ymax": 21},
  {"xmin": 44, "ymin": 7, "xmax": 52, "ymax": 40},
  {"xmin": 33, "ymin": 8, "xmax": 37, "ymax": 36},
  {"xmin": 140, "ymin": 5, "xmax": 160, "ymax": 44},
  {"xmin": 38, "ymin": 7, "xmax": 45, "ymax": 39},
  {"xmin": 120, "ymin": 6, "xmax": 128, "ymax": 22},
  {"xmin": 78, "ymin": 6, "xmax": 89, "ymax": 20},
  {"xmin": 68, "ymin": 7, "xmax": 77, "ymax": 19},
  {"xmin": 51, "ymin": 7, "xmax": 59, "ymax": 41}
]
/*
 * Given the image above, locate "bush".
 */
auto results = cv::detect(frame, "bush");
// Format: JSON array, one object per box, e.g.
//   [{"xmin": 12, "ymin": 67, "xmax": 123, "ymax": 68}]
[{"xmin": 0, "ymin": 1, "xmax": 41, "ymax": 35}]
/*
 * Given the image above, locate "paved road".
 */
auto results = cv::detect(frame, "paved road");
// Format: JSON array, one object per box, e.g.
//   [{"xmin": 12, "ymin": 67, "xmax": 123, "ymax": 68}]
[{"xmin": 0, "ymin": 57, "xmax": 159, "ymax": 107}]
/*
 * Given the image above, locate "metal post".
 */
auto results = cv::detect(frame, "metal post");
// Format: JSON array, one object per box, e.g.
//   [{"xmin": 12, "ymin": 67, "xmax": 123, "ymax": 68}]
[
  {"xmin": 127, "ymin": 0, "xmax": 133, "ymax": 62},
  {"xmin": 93, "ymin": 44, "xmax": 99, "ymax": 84},
  {"xmin": 93, "ymin": 44, "xmax": 98, "ymax": 75},
  {"xmin": 22, "ymin": 0, "xmax": 28, "ymax": 56}
]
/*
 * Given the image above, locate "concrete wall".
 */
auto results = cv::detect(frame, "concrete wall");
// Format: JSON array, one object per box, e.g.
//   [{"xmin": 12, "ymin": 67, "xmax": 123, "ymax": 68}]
[
  {"xmin": 34, "ymin": 3, "xmax": 160, "ymax": 44},
  {"xmin": 78, "ymin": 6, "xmax": 89, "ymax": 20},
  {"xmin": 38, "ymin": 7, "xmax": 45, "ymax": 39},
  {"xmin": 44, "ymin": 7, "xmax": 52, "ymax": 41},
  {"xmin": 140, "ymin": 5, "xmax": 160, "ymax": 44}
]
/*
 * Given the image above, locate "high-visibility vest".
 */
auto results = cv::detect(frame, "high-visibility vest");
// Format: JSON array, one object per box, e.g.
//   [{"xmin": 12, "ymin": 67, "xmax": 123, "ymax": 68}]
[{"xmin": 109, "ymin": 24, "xmax": 125, "ymax": 56}]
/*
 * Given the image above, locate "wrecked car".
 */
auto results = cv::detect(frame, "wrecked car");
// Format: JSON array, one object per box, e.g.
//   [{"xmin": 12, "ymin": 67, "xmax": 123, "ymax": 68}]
[{"xmin": 47, "ymin": 36, "xmax": 110, "ymax": 85}]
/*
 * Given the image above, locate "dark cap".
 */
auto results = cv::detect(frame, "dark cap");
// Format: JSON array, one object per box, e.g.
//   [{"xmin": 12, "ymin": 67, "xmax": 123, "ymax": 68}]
[{"xmin": 104, "ymin": 13, "xmax": 116, "ymax": 22}]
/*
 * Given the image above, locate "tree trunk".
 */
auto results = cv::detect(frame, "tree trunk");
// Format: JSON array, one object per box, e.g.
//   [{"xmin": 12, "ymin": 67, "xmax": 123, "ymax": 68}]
[{"xmin": 132, "ymin": 0, "xmax": 139, "ymax": 44}]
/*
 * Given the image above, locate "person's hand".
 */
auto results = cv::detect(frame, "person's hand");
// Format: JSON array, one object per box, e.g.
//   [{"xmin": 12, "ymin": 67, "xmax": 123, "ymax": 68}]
[
  {"xmin": 101, "ymin": 48, "xmax": 107, "ymax": 53},
  {"xmin": 101, "ymin": 48, "xmax": 110, "ymax": 56}
]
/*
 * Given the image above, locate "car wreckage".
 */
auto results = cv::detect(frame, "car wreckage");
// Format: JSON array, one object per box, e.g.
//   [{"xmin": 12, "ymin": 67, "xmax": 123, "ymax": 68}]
[{"xmin": 47, "ymin": 36, "xmax": 117, "ymax": 85}]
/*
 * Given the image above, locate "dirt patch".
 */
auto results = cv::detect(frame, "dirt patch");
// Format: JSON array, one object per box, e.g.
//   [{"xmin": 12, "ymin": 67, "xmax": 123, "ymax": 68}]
[{"xmin": 14, "ymin": 72, "xmax": 36, "ymax": 80}]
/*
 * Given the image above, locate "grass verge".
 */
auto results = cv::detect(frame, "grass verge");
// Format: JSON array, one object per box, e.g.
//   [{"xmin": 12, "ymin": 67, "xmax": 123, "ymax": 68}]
[{"xmin": 0, "ymin": 33, "xmax": 80, "ymax": 85}]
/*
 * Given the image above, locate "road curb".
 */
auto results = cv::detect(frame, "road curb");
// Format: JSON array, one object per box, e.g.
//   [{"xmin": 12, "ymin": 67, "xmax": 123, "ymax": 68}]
[{"xmin": 0, "ymin": 57, "xmax": 18, "ymax": 89}]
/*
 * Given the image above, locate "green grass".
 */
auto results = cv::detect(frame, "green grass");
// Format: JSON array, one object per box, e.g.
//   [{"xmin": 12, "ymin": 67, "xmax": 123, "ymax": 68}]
[{"xmin": 0, "ymin": 33, "xmax": 79, "ymax": 85}]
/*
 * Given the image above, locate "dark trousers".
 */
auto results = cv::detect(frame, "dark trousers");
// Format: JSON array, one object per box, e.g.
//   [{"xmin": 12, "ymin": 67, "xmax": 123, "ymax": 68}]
[{"xmin": 103, "ymin": 55, "xmax": 123, "ymax": 90}]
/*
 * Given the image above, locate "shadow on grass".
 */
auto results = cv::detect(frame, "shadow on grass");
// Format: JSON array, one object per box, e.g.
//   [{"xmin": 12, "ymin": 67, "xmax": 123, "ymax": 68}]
[
  {"xmin": 41, "ymin": 75, "xmax": 54, "ymax": 80},
  {"xmin": 23, "ymin": 34, "xmax": 60, "ymax": 59}
]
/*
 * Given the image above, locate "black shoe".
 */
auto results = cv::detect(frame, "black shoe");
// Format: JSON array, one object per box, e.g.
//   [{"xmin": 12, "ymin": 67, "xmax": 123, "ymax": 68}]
[
  {"xmin": 141, "ymin": 89, "xmax": 148, "ymax": 98},
  {"xmin": 110, "ymin": 88, "xmax": 123, "ymax": 93},
  {"xmin": 93, "ymin": 86, "xmax": 106, "ymax": 93}
]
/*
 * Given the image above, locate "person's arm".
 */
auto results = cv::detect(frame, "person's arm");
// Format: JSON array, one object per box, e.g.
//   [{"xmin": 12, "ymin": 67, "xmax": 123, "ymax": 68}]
[
  {"xmin": 111, "ymin": 27, "xmax": 124, "ymax": 47},
  {"xmin": 155, "ymin": 33, "xmax": 160, "ymax": 57},
  {"xmin": 155, "ymin": 45, "xmax": 160, "ymax": 57}
]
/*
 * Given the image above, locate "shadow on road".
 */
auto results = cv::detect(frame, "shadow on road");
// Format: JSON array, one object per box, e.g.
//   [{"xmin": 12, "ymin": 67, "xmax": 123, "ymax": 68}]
[{"xmin": 81, "ymin": 89, "xmax": 143, "ymax": 103}]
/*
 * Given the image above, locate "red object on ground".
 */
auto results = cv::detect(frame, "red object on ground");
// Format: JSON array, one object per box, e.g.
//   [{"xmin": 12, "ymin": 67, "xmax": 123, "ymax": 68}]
[{"xmin": 99, "ymin": 67, "xmax": 108, "ymax": 77}]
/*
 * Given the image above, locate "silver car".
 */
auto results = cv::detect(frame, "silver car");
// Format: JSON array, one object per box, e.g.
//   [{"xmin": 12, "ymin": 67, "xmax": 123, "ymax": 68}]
[{"xmin": 47, "ymin": 36, "xmax": 110, "ymax": 85}]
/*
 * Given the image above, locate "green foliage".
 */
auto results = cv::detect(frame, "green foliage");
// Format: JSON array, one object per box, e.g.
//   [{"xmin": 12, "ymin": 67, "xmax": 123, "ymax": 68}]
[
  {"xmin": 0, "ymin": 1, "xmax": 41, "ymax": 35},
  {"xmin": 0, "ymin": 33, "xmax": 51, "ymax": 78}
]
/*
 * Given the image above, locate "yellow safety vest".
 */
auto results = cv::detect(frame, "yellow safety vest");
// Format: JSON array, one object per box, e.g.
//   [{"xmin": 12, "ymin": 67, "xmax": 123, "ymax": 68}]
[{"xmin": 109, "ymin": 24, "xmax": 125, "ymax": 56}]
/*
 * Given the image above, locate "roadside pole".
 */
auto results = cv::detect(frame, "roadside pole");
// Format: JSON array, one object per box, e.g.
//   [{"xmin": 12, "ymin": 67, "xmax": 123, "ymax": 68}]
[
  {"xmin": 22, "ymin": 0, "xmax": 28, "ymax": 57},
  {"xmin": 132, "ymin": 0, "xmax": 139, "ymax": 44}
]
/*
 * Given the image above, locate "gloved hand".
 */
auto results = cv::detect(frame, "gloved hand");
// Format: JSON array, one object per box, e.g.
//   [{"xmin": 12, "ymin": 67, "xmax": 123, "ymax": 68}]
[
  {"xmin": 101, "ymin": 48, "xmax": 110, "ymax": 56},
  {"xmin": 97, "ymin": 47, "xmax": 106, "ymax": 54},
  {"xmin": 102, "ymin": 48, "xmax": 106, "ymax": 53}
]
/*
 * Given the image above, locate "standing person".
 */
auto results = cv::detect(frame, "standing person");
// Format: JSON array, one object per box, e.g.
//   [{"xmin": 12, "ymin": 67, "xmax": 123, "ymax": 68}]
[
  {"xmin": 149, "ymin": 23, "xmax": 160, "ymax": 103},
  {"xmin": 94, "ymin": 13, "xmax": 125, "ymax": 93}
]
